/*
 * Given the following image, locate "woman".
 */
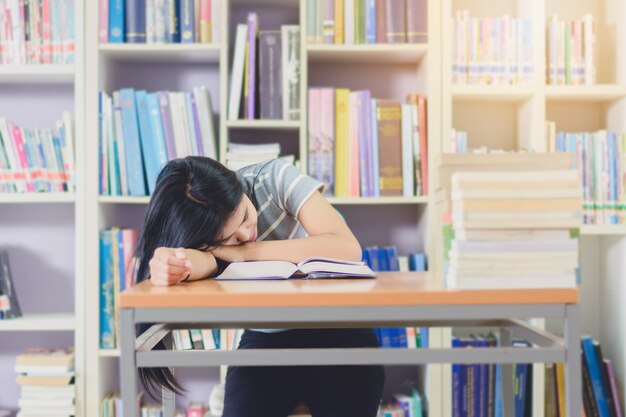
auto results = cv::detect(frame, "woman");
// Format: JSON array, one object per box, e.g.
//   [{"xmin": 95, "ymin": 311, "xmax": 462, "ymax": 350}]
[{"xmin": 135, "ymin": 156, "xmax": 384, "ymax": 417}]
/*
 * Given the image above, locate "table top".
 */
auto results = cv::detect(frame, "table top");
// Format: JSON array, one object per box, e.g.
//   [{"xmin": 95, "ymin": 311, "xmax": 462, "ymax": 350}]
[{"xmin": 120, "ymin": 272, "xmax": 579, "ymax": 308}]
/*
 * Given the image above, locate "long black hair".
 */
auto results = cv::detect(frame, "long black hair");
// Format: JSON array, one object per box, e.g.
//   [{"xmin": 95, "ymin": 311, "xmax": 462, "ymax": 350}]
[{"xmin": 134, "ymin": 156, "xmax": 244, "ymax": 399}]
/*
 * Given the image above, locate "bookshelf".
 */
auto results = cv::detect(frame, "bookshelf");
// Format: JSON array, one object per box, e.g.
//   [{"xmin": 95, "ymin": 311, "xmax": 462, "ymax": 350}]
[{"xmin": 0, "ymin": 0, "xmax": 85, "ymax": 415}]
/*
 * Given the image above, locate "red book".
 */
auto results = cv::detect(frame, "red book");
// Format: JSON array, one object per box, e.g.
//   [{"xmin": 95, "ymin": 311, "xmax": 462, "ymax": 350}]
[
  {"xmin": 385, "ymin": 0, "xmax": 406, "ymax": 43},
  {"xmin": 406, "ymin": 0, "xmax": 427, "ymax": 43},
  {"xmin": 375, "ymin": 0, "xmax": 386, "ymax": 43}
]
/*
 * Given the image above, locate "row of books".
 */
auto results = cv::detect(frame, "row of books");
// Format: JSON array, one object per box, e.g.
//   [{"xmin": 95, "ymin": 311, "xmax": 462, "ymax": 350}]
[
  {"xmin": 99, "ymin": 227, "xmax": 139, "ymax": 350},
  {"xmin": 445, "ymin": 169, "xmax": 581, "ymax": 290},
  {"xmin": 308, "ymin": 88, "xmax": 428, "ymax": 198},
  {"xmin": 379, "ymin": 390, "xmax": 424, "ymax": 417},
  {"xmin": 224, "ymin": 142, "xmax": 296, "ymax": 172},
  {"xmin": 0, "ymin": 0, "xmax": 75, "ymax": 65},
  {"xmin": 15, "ymin": 348, "xmax": 76, "ymax": 417},
  {"xmin": 452, "ymin": 11, "xmax": 534, "ymax": 86},
  {"xmin": 100, "ymin": 0, "xmax": 220, "ymax": 44},
  {"xmin": 306, "ymin": 0, "xmax": 427, "ymax": 45},
  {"xmin": 547, "ymin": 15, "xmax": 596, "ymax": 86},
  {"xmin": 228, "ymin": 15, "xmax": 300, "ymax": 121},
  {"xmin": 171, "ymin": 328, "xmax": 220, "ymax": 351},
  {"xmin": 0, "ymin": 250, "xmax": 21, "ymax": 320},
  {"xmin": 102, "ymin": 395, "xmax": 211, "ymax": 417},
  {"xmin": 545, "ymin": 125, "xmax": 626, "ymax": 225},
  {"xmin": 0, "ymin": 114, "xmax": 75, "ymax": 194},
  {"xmin": 452, "ymin": 335, "xmax": 531, "ymax": 417},
  {"xmin": 99, "ymin": 87, "xmax": 217, "ymax": 196}
]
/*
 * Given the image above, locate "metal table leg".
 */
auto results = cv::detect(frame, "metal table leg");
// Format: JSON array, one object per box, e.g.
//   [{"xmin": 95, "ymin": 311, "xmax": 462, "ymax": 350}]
[
  {"xmin": 500, "ymin": 327, "xmax": 515, "ymax": 417},
  {"xmin": 120, "ymin": 308, "xmax": 139, "ymax": 417},
  {"xmin": 565, "ymin": 304, "xmax": 583, "ymax": 417}
]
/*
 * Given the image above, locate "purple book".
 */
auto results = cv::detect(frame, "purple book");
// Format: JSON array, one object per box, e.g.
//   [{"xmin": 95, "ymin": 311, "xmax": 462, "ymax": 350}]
[
  {"xmin": 247, "ymin": 13, "xmax": 258, "ymax": 120},
  {"xmin": 358, "ymin": 90, "xmax": 372, "ymax": 197},
  {"xmin": 606, "ymin": 360, "xmax": 623, "ymax": 417},
  {"xmin": 189, "ymin": 92, "xmax": 205, "ymax": 156},
  {"xmin": 157, "ymin": 91, "xmax": 177, "ymax": 161}
]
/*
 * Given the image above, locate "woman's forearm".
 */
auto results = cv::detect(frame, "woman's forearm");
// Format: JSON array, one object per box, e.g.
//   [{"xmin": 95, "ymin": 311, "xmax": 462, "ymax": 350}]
[
  {"xmin": 185, "ymin": 248, "xmax": 218, "ymax": 280},
  {"xmin": 245, "ymin": 234, "xmax": 362, "ymax": 264}
]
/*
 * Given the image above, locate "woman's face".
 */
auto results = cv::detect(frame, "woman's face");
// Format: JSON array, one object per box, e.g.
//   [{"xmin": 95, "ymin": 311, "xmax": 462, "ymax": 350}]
[{"xmin": 219, "ymin": 194, "xmax": 258, "ymax": 246}]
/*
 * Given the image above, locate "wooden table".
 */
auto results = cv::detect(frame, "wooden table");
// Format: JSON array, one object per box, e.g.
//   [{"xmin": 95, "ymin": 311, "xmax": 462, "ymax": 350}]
[{"xmin": 119, "ymin": 272, "xmax": 582, "ymax": 417}]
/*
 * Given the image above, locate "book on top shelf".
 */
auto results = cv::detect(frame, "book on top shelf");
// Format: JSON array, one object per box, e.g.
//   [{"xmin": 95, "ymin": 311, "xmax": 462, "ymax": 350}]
[{"xmin": 215, "ymin": 257, "xmax": 375, "ymax": 280}]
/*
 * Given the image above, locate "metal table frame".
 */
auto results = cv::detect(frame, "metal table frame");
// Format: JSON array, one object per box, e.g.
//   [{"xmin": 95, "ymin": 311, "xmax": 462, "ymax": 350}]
[{"xmin": 120, "ymin": 303, "xmax": 582, "ymax": 417}]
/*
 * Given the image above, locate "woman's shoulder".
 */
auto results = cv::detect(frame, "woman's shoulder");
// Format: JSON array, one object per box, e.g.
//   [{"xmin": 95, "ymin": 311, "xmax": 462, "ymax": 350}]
[{"xmin": 235, "ymin": 158, "xmax": 290, "ymax": 179}]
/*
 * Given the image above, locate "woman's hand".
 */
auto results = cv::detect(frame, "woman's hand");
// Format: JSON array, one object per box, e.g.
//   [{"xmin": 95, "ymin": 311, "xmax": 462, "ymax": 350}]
[
  {"xmin": 149, "ymin": 247, "xmax": 192, "ymax": 287},
  {"xmin": 210, "ymin": 244, "xmax": 251, "ymax": 264}
]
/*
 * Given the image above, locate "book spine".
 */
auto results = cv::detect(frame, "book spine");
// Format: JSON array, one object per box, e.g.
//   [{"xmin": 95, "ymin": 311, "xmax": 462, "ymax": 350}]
[
  {"xmin": 334, "ymin": 88, "xmax": 350, "ymax": 197},
  {"xmin": 385, "ymin": 0, "xmax": 406, "ymax": 43},
  {"xmin": 582, "ymin": 352, "xmax": 600, "ymax": 417},
  {"xmin": 145, "ymin": 93, "xmax": 169, "ymax": 170},
  {"xmin": 321, "ymin": 88, "xmax": 335, "ymax": 195},
  {"xmin": 401, "ymin": 104, "xmax": 414, "ymax": 197},
  {"xmin": 100, "ymin": 230, "xmax": 115, "ymax": 349},
  {"xmin": 180, "ymin": 0, "xmax": 194, "ymax": 43},
  {"xmin": 259, "ymin": 31, "xmax": 283, "ymax": 120},
  {"xmin": 109, "ymin": 0, "xmax": 124, "ymax": 43},
  {"xmin": 348, "ymin": 91, "xmax": 360, "ymax": 196},
  {"xmin": 306, "ymin": 0, "xmax": 316, "ymax": 44},
  {"xmin": 308, "ymin": 88, "xmax": 321, "ymax": 186},
  {"xmin": 418, "ymin": 96, "xmax": 428, "ymax": 195},
  {"xmin": 323, "ymin": 0, "xmax": 334, "ymax": 44},
  {"xmin": 211, "ymin": 0, "xmax": 219, "ymax": 43},
  {"xmin": 364, "ymin": 0, "xmax": 376, "ymax": 44},
  {"xmin": 166, "ymin": 0, "xmax": 181, "ymax": 42},
  {"xmin": 157, "ymin": 92, "xmax": 177, "ymax": 160},
  {"xmin": 606, "ymin": 360, "xmax": 622, "ymax": 417},
  {"xmin": 125, "ymin": 0, "xmax": 147, "ymax": 43},
  {"xmin": 406, "ymin": 0, "xmax": 427, "ymax": 43},
  {"xmin": 134, "ymin": 91, "xmax": 160, "ymax": 195},
  {"xmin": 334, "ymin": 0, "xmax": 344, "ymax": 44},
  {"xmin": 354, "ymin": 0, "xmax": 364, "ymax": 44},
  {"xmin": 193, "ymin": 87, "xmax": 217, "ymax": 159},
  {"xmin": 377, "ymin": 100, "xmax": 403, "ymax": 196},
  {"xmin": 120, "ymin": 89, "xmax": 148, "ymax": 195},
  {"xmin": 582, "ymin": 337, "xmax": 611, "ymax": 417},
  {"xmin": 344, "ymin": 0, "xmax": 354, "ymax": 45},
  {"xmin": 370, "ymin": 98, "xmax": 380, "ymax": 196},
  {"xmin": 199, "ymin": 0, "xmax": 210, "ymax": 43},
  {"xmin": 99, "ymin": 0, "xmax": 109, "ymax": 43},
  {"xmin": 282, "ymin": 25, "xmax": 301, "ymax": 121},
  {"xmin": 246, "ymin": 13, "xmax": 258, "ymax": 120}
]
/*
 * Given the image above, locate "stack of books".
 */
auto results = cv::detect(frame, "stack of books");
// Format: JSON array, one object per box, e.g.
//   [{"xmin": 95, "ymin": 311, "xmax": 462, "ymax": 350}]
[
  {"xmin": 14, "ymin": 348, "xmax": 75, "ymax": 417},
  {"xmin": 225, "ymin": 143, "xmax": 293, "ymax": 171},
  {"xmin": 446, "ymin": 169, "xmax": 581, "ymax": 289},
  {"xmin": 546, "ymin": 14, "xmax": 596, "ymax": 85},
  {"xmin": 171, "ymin": 328, "xmax": 220, "ymax": 351}
]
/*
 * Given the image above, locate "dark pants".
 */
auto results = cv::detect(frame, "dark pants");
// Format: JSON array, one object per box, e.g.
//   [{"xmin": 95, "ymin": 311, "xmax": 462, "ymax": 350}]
[{"xmin": 222, "ymin": 328, "xmax": 385, "ymax": 417}]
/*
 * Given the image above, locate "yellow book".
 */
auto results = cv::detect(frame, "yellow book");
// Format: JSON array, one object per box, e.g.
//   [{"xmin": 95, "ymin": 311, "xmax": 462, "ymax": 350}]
[
  {"xmin": 243, "ymin": 41, "xmax": 250, "ymax": 118},
  {"xmin": 335, "ymin": 89, "xmax": 350, "ymax": 197},
  {"xmin": 556, "ymin": 363, "xmax": 566, "ymax": 417},
  {"xmin": 335, "ymin": 0, "xmax": 344, "ymax": 44},
  {"xmin": 200, "ymin": 22, "xmax": 212, "ymax": 44}
]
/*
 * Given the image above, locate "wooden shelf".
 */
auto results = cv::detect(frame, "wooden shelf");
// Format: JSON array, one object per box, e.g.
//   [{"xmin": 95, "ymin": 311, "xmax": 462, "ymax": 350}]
[
  {"xmin": 226, "ymin": 120, "xmax": 301, "ymax": 130},
  {"xmin": 0, "ymin": 313, "xmax": 75, "ymax": 331},
  {"xmin": 327, "ymin": 196, "xmax": 429, "ymax": 205},
  {"xmin": 451, "ymin": 85, "xmax": 537, "ymax": 102},
  {"xmin": 0, "ymin": 65, "xmax": 75, "ymax": 83},
  {"xmin": 545, "ymin": 85, "xmax": 626, "ymax": 102},
  {"xmin": 580, "ymin": 225, "xmax": 626, "ymax": 236},
  {"xmin": 99, "ymin": 196, "xmax": 151, "ymax": 204},
  {"xmin": 0, "ymin": 193, "xmax": 76, "ymax": 204},
  {"xmin": 99, "ymin": 44, "xmax": 221, "ymax": 64},
  {"xmin": 307, "ymin": 44, "xmax": 428, "ymax": 64}
]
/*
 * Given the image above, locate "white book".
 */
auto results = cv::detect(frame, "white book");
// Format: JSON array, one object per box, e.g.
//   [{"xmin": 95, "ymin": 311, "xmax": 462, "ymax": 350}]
[
  {"xmin": 401, "ymin": 105, "xmax": 414, "ymax": 197},
  {"xmin": 167, "ymin": 92, "xmax": 188, "ymax": 158},
  {"xmin": 18, "ymin": 398, "xmax": 74, "ymax": 408},
  {"xmin": 146, "ymin": 0, "xmax": 155, "ymax": 43},
  {"xmin": 228, "ymin": 142, "xmax": 281, "ymax": 154},
  {"xmin": 179, "ymin": 329, "xmax": 193, "ymax": 350},
  {"xmin": 228, "ymin": 24, "xmax": 248, "ymax": 120},
  {"xmin": 15, "ymin": 365, "xmax": 74, "ymax": 375},
  {"xmin": 447, "ymin": 274, "xmax": 576, "ymax": 290},
  {"xmin": 454, "ymin": 229, "xmax": 571, "ymax": 241},
  {"xmin": 105, "ymin": 94, "xmax": 119, "ymax": 195},
  {"xmin": 61, "ymin": 112, "xmax": 75, "ymax": 192},
  {"xmin": 452, "ymin": 170, "xmax": 578, "ymax": 183},
  {"xmin": 449, "ymin": 250, "xmax": 578, "ymax": 261},
  {"xmin": 282, "ymin": 25, "xmax": 300, "ymax": 121},
  {"xmin": 193, "ymin": 86, "xmax": 217, "ymax": 159},
  {"xmin": 216, "ymin": 257, "xmax": 375, "ymax": 280},
  {"xmin": 0, "ymin": 118, "xmax": 26, "ymax": 192},
  {"xmin": 452, "ymin": 239, "xmax": 578, "ymax": 253},
  {"xmin": 201, "ymin": 329, "xmax": 217, "ymax": 350},
  {"xmin": 344, "ymin": 0, "xmax": 354, "ymax": 45},
  {"xmin": 450, "ymin": 257, "xmax": 579, "ymax": 270},
  {"xmin": 211, "ymin": 0, "xmax": 220, "ymax": 44},
  {"xmin": 448, "ymin": 266, "xmax": 576, "ymax": 278},
  {"xmin": 451, "ymin": 188, "xmax": 582, "ymax": 200}
]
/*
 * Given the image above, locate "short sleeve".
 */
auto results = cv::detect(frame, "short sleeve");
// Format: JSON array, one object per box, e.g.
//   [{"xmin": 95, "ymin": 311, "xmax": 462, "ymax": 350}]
[{"xmin": 269, "ymin": 159, "xmax": 324, "ymax": 218}]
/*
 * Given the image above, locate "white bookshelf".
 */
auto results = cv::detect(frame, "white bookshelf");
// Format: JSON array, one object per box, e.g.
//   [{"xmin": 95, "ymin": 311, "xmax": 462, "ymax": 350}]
[
  {"xmin": 306, "ymin": 44, "xmax": 428, "ymax": 64},
  {"xmin": 99, "ymin": 44, "xmax": 222, "ymax": 64},
  {"xmin": 0, "ymin": 1, "xmax": 85, "ymax": 416}
]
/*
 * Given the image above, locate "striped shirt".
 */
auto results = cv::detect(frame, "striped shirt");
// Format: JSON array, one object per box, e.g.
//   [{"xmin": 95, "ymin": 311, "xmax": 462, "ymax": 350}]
[
  {"xmin": 237, "ymin": 159, "xmax": 324, "ymax": 243},
  {"xmin": 236, "ymin": 159, "xmax": 323, "ymax": 333}
]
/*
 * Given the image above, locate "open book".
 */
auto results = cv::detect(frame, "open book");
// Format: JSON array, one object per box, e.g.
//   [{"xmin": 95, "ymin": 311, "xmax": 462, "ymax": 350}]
[{"xmin": 215, "ymin": 257, "xmax": 376, "ymax": 280}]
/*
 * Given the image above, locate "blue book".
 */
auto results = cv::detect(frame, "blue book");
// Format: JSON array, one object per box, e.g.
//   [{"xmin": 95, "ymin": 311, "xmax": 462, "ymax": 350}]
[
  {"xmin": 370, "ymin": 99, "xmax": 380, "ymax": 196},
  {"xmin": 365, "ymin": 0, "xmax": 376, "ymax": 44},
  {"xmin": 419, "ymin": 327, "xmax": 428, "ymax": 348},
  {"xmin": 119, "ymin": 89, "xmax": 148, "ymax": 196},
  {"xmin": 361, "ymin": 248, "xmax": 371, "ymax": 267},
  {"xmin": 452, "ymin": 338, "xmax": 462, "ymax": 417},
  {"xmin": 474, "ymin": 337, "xmax": 488, "ymax": 417},
  {"xmin": 166, "ymin": 0, "xmax": 181, "ymax": 42},
  {"xmin": 495, "ymin": 361, "xmax": 503, "ymax": 417},
  {"xmin": 377, "ymin": 248, "xmax": 389, "ymax": 271},
  {"xmin": 117, "ymin": 229, "xmax": 126, "ymax": 292},
  {"xmin": 358, "ymin": 91, "xmax": 371, "ymax": 197},
  {"xmin": 52, "ymin": 136, "xmax": 67, "ymax": 191},
  {"xmin": 456, "ymin": 338, "xmax": 473, "ymax": 417},
  {"xmin": 180, "ymin": 0, "xmax": 195, "ymax": 43},
  {"xmin": 365, "ymin": 247, "xmax": 379, "ymax": 271},
  {"xmin": 582, "ymin": 336, "xmax": 611, "ymax": 417},
  {"xmin": 109, "ymin": 0, "xmax": 125, "ymax": 43},
  {"xmin": 408, "ymin": 253, "xmax": 427, "ymax": 271},
  {"xmin": 125, "ymin": 0, "xmax": 147, "ymax": 43},
  {"xmin": 100, "ymin": 230, "xmax": 115, "ymax": 349},
  {"xmin": 135, "ymin": 91, "xmax": 160, "ymax": 195},
  {"xmin": 385, "ymin": 246, "xmax": 399, "ymax": 271},
  {"xmin": 146, "ymin": 93, "xmax": 169, "ymax": 171}
]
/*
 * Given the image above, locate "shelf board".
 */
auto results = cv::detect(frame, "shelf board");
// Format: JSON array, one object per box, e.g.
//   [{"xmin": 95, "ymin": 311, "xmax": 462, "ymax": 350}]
[
  {"xmin": 230, "ymin": 0, "xmax": 297, "ymax": 6},
  {"xmin": 226, "ymin": 120, "xmax": 301, "ymax": 130},
  {"xmin": 327, "ymin": 196, "xmax": 429, "ymax": 205},
  {"xmin": 0, "ymin": 313, "xmax": 75, "ymax": 331},
  {"xmin": 580, "ymin": 225, "xmax": 626, "ymax": 236},
  {"xmin": 0, "ymin": 65, "xmax": 75, "ymax": 83},
  {"xmin": 99, "ymin": 196, "xmax": 151, "ymax": 204},
  {"xmin": 451, "ymin": 85, "xmax": 537, "ymax": 102},
  {"xmin": 99, "ymin": 349, "xmax": 121, "ymax": 358},
  {"xmin": 0, "ymin": 193, "xmax": 76, "ymax": 204},
  {"xmin": 307, "ymin": 44, "xmax": 428, "ymax": 64},
  {"xmin": 545, "ymin": 85, "xmax": 626, "ymax": 102},
  {"xmin": 99, "ymin": 44, "xmax": 221, "ymax": 64}
]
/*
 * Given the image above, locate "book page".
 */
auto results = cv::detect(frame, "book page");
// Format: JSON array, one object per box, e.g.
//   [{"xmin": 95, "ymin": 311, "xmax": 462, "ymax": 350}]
[{"xmin": 216, "ymin": 261, "xmax": 298, "ymax": 280}]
